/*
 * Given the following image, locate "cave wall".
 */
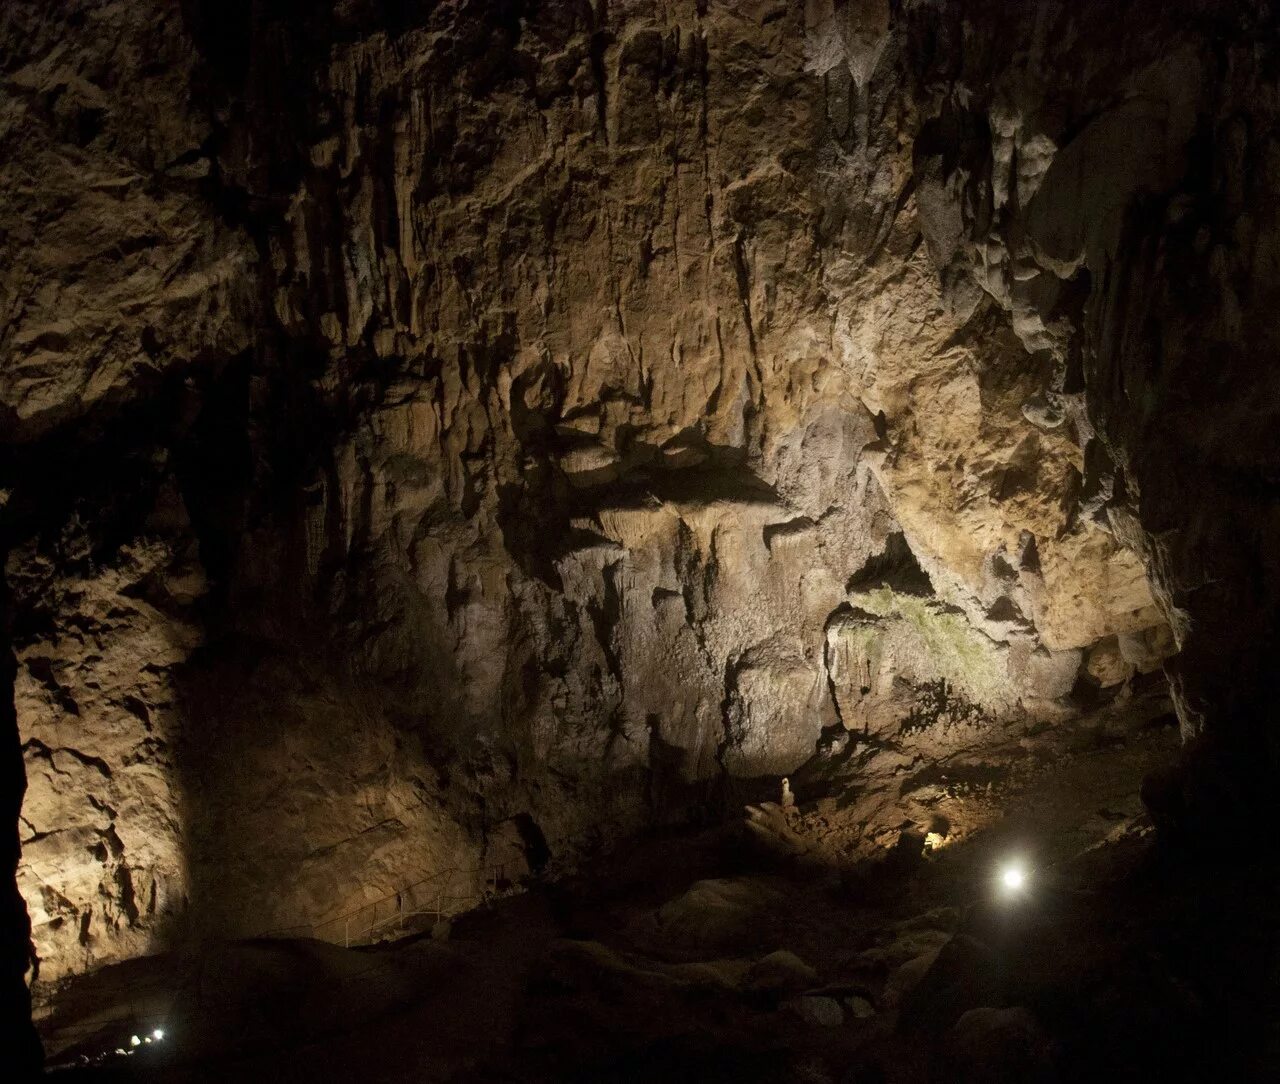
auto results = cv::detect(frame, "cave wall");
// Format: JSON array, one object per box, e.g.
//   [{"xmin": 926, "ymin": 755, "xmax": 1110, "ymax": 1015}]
[
  {"xmin": 897, "ymin": 0, "xmax": 1280, "ymax": 835},
  {"xmin": 2, "ymin": 558, "xmax": 42, "ymax": 1071},
  {"xmin": 5, "ymin": 0, "xmax": 1246, "ymax": 996}
]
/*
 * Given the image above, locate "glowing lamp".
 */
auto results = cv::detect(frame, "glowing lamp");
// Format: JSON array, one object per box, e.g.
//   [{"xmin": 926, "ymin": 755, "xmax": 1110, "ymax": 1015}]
[
  {"xmin": 153, "ymin": 1028, "xmax": 165, "ymax": 1041},
  {"xmin": 130, "ymin": 1035, "xmax": 141, "ymax": 1048},
  {"xmin": 999, "ymin": 862, "xmax": 1027, "ymax": 895}
]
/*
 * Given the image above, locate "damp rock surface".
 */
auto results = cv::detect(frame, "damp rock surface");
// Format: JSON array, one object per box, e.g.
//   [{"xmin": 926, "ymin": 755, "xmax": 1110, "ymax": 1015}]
[{"xmin": 3, "ymin": 0, "xmax": 1275, "ymax": 1002}]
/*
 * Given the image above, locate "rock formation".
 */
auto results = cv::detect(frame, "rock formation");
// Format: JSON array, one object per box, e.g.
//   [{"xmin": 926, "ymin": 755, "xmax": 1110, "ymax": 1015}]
[{"xmin": 2, "ymin": 0, "xmax": 1275, "ymax": 1046}]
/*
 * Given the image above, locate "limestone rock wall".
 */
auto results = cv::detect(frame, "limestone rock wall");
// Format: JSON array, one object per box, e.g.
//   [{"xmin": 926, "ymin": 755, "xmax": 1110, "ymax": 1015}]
[
  {"xmin": 0, "ymin": 0, "xmax": 1220, "ymax": 990},
  {"xmin": 12, "ymin": 514, "xmax": 201, "ymax": 981},
  {"xmin": 896, "ymin": 0, "xmax": 1280, "ymax": 832},
  {"xmin": 0, "ymin": 0, "xmax": 252, "ymax": 439}
]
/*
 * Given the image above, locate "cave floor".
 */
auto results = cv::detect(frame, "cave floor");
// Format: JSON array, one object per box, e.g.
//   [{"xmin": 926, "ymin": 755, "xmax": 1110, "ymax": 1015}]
[{"xmin": 37, "ymin": 705, "xmax": 1280, "ymax": 1083}]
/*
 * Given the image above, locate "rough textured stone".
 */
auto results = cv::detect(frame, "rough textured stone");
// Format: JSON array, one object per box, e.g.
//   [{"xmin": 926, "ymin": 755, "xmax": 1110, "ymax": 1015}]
[
  {"xmin": 11, "ymin": 493, "xmax": 202, "ymax": 981},
  {"xmin": 743, "ymin": 948, "xmax": 819, "ymax": 995},
  {"xmin": 1, "ymin": 560, "xmax": 42, "ymax": 1070},
  {"xmin": 0, "ymin": 0, "xmax": 251, "ymax": 440},
  {"xmin": 787, "ymin": 993, "xmax": 844, "ymax": 1027},
  {"xmin": 7, "ymin": 0, "xmax": 1273, "ymax": 1006},
  {"xmin": 892, "ymin": 0, "xmax": 1280, "ymax": 839},
  {"xmin": 946, "ymin": 1006, "xmax": 1056, "ymax": 1084}
]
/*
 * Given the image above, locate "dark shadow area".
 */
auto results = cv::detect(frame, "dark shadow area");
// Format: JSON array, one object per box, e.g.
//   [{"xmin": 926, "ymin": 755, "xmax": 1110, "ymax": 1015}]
[{"xmin": 32, "ymin": 756, "xmax": 1280, "ymax": 1084}]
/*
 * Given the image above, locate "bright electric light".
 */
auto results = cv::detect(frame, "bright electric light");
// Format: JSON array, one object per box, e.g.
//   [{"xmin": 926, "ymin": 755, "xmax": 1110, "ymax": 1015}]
[
  {"xmin": 1000, "ymin": 863, "xmax": 1027, "ymax": 893},
  {"xmin": 130, "ymin": 1035, "xmax": 141, "ymax": 1048},
  {"xmin": 153, "ymin": 1028, "xmax": 165, "ymax": 1041}
]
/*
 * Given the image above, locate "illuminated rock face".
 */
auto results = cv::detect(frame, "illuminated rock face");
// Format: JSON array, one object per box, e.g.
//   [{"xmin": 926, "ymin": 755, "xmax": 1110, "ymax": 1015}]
[
  {"xmin": 5, "ymin": 0, "xmax": 1273, "ymax": 993},
  {"xmin": 895, "ymin": 0, "xmax": 1280, "ymax": 836}
]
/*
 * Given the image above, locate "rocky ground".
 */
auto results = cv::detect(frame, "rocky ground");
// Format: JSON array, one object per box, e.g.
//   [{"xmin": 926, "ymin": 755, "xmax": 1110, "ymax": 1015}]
[{"xmin": 37, "ymin": 689, "xmax": 1276, "ymax": 1084}]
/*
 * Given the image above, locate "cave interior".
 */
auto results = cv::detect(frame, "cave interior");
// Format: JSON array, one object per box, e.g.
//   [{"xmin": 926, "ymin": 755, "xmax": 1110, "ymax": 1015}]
[{"xmin": 4, "ymin": 0, "xmax": 1280, "ymax": 1080}]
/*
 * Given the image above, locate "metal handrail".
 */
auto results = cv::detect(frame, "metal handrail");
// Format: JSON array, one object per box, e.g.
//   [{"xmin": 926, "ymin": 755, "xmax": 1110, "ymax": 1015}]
[
  {"xmin": 258, "ymin": 861, "xmax": 510, "ymax": 947},
  {"xmin": 334, "ymin": 862, "xmax": 509, "ymax": 947}
]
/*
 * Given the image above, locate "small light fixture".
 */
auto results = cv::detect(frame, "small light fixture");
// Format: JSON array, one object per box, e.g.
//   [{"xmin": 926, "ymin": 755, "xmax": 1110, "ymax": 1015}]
[
  {"xmin": 999, "ymin": 861, "xmax": 1027, "ymax": 895},
  {"xmin": 130, "ymin": 1035, "xmax": 141, "ymax": 1048},
  {"xmin": 153, "ymin": 1028, "xmax": 165, "ymax": 1041}
]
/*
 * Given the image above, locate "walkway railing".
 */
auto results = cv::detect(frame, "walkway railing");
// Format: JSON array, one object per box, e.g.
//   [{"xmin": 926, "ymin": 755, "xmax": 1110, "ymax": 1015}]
[{"xmin": 261, "ymin": 861, "xmax": 511, "ymax": 947}]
